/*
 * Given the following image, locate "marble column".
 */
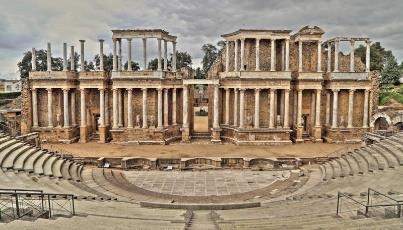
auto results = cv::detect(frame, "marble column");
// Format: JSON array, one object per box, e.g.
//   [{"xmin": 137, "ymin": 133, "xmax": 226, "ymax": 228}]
[
  {"xmin": 325, "ymin": 91, "xmax": 331, "ymax": 126},
  {"xmin": 172, "ymin": 42, "xmax": 177, "ymax": 72},
  {"xmin": 281, "ymin": 41, "xmax": 285, "ymax": 70},
  {"xmin": 348, "ymin": 89, "xmax": 355, "ymax": 128},
  {"xmin": 183, "ymin": 86, "xmax": 189, "ymax": 128},
  {"xmin": 298, "ymin": 41, "xmax": 303, "ymax": 72},
  {"xmin": 363, "ymin": 89, "xmax": 369, "ymax": 128},
  {"xmin": 47, "ymin": 42, "xmax": 52, "ymax": 71},
  {"xmin": 99, "ymin": 89, "xmax": 105, "ymax": 127},
  {"xmin": 118, "ymin": 89, "xmax": 123, "ymax": 127},
  {"xmin": 284, "ymin": 89, "xmax": 290, "ymax": 128},
  {"xmin": 79, "ymin": 40, "xmax": 85, "ymax": 72},
  {"xmin": 143, "ymin": 38, "xmax": 147, "ymax": 70},
  {"xmin": 332, "ymin": 89, "xmax": 339, "ymax": 128},
  {"xmin": 315, "ymin": 89, "xmax": 321, "ymax": 127},
  {"xmin": 99, "ymin": 39, "xmax": 104, "ymax": 71},
  {"xmin": 32, "ymin": 89, "xmax": 38, "ymax": 128},
  {"xmin": 163, "ymin": 40, "xmax": 168, "ymax": 71},
  {"xmin": 255, "ymin": 39, "xmax": 260, "ymax": 71},
  {"xmin": 112, "ymin": 39, "xmax": 117, "ymax": 71},
  {"xmin": 157, "ymin": 89, "xmax": 163, "ymax": 129},
  {"xmin": 112, "ymin": 89, "xmax": 118, "ymax": 129},
  {"xmin": 157, "ymin": 39, "xmax": 162, "ymax": 71},
  {"xmin": 126, "ymin": 88, "xmax": 133, "ymax": 128},
  {"xmin": 63, "ymin": 89, "xmax": 70, "ymax": 128},
  {"xmin": 225, "ymin": 88, "xmax": 230, "ymax": 125},
  {"xmin": 350, "ymin": 40, "xmax": 355, "ymax": 72},
  {"xmin": 225, "ymin": 41, "xmax": 229, "ymax": 72},
  {"xmin": 240, "ymin": 39, "xmax": 245, "ymax": 71},
  {"xmin": 334, "ymin": 40, "xmax": 339, "ymax": 72},
  {"xmin": 285, "ymin": 39, "xmax": 290, "ymax": 71},
  {"xmin": 234, "ymin": 40, "xmax": 238, "ymax": 71},
  {"xmin": 172, "ymin": 88, "xmax": 177, "ymax": 125},
  {"xmin": 118, "ymin": 39, "xmax": 122, "ymax": 71},
  {"xmin": 239, "ymin": 89, "xmax": 245, "ymax": 128},
  {"xmin": 297, "ymin": 90, "xmax": 303, "ymax": 127},
  {"xmin": 47, "ymin": 88, "xmax": 53, "ymax": 127},
  {"xmin": 365, "ymin": 41, "xmax": 371, "ymax": 72},
  {"xmin": 32, "ymin": 48, "xmax": 36, "ymax": 71},
  {"xmin": 127, "ymin": 38, "xmax": 132, "ymax": 71},
  {"xmin": 80, "ymin": 89, "xmax": 86, "ymax": 127},
  {"xmin": 142, "ymin": 88, "xmax": 148, "ymax": 128},
  {"xmin": 317, "ymin": 41, "xmax": 322, "ymax": 72},
  {"xmin": 105, "ymin": 91, "xmax": 109, "ymax": 126},
  {"xmin": 233, "ymin": 89, "xmax": 238, "ymax": 126},
  {"xmin": 70, "ymin": 46, "xmax": 75, "ymax": 71},
  {"xmin": 70, "ymin": 90, "xmax": 76, "ymax": 126},
  {"xmin": 271, "ymin": 39, "xmax": 276, "ymax": 71},
  {"xmin": 327, "ymin": 42, "xmax": 332, "ymax": 72},
  {"xmin": 269, "ymin": 89, "xmax": 276, "ymax": 128},
  {"xmin": 63, "ymin": 43, "xmax": 68, "ymax": 71},
  {"xmin": 213, "ymin": 85, "xmax": 220, "ymax": 129},
  {"xmin": 254, "ymin": 89, "xmax": 260, "ymax": 128},
  {"xmin": 164, "ymin": 88, "xmax": 169, "ymax": 126}
]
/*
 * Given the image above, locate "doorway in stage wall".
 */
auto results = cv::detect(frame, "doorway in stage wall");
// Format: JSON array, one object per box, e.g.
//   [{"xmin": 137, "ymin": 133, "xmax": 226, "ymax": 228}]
[{"xmin": 192, "ymin": 84, "xmax": 210, "ymax": 139}]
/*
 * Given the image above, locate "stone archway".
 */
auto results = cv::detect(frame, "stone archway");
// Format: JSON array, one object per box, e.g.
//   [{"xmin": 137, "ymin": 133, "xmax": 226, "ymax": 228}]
[{"xmin": 370, "ymin": 112, "xmax": 392, "ymax": 131}]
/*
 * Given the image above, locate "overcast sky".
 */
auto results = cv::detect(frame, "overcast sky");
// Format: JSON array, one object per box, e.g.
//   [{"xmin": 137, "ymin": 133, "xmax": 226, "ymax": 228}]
[{"xmin": 0, "ymin": 0, "xmax": 402, "ymax": 79}]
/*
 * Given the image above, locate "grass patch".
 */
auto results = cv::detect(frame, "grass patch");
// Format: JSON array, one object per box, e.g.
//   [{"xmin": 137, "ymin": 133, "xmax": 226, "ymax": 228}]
[{"xmin": 379, "ymin": 85, "xmax": 403, "ymax": 105}]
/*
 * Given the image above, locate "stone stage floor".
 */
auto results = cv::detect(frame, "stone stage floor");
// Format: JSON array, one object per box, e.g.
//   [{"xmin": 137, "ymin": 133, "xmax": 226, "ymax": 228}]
[{"xmin": 122, "ymin": 170, "xmax": 290, "ymax": 196}]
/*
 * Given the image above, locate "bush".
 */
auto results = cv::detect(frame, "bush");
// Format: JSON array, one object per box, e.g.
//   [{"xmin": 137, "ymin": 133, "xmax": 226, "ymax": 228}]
[{"xmin": 0, "ymin": 92, "xmax": 21, "ymax": 100}]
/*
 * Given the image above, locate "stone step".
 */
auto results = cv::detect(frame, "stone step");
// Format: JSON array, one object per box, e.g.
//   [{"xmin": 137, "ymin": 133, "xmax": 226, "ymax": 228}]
[
  {"xmin": 1, "ymin": 144, "xmax": 31, "ymax": 169},
  {"xmin": 61, "ymin": 160, "xmax": 73, "ymax": 180},
  {"xmin": 69, "ymin": 163, "xmax": 81, "ymax": 182},
  {"xmin": 344, "ymin": 154, "xmax": 363, "ymax": 175},
  {"xmin": 43, "ymin": 155, "xmax": 58, "ymax": 176},
  {"xmin": 362, "ymin": 147, "xmax": 388, "ymax": 170},
  {"xmin": 337, "ymin": 157, "xmax": 352, "ymax": 176},
  {"xmin": 33, "ymin": 152, "xmax": 52, "ymax": 175},
  {"xmin": 376, "ymin": 142, "xmax": 403, "ymax": 165},
  {"xmin": 22, "ymin": 149, "xmax": 45, "ymax": 172},
  {"xmin": 371, "ymin": 144, "xmax": 400, "ymax": 167},
  {"xmin": 51, "ymin": 157, "xmax": 65, "ymax": 178},
  {"xmin": 355, "ymin": 149, "xmax": 377, "ymax": 172},
  {"xmin": 0, "ymin": 142, "xmax": 26, "ymax": 167}
]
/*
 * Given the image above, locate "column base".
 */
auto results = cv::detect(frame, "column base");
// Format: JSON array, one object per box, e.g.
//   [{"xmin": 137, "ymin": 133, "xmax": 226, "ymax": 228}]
[
  {"xmin": 211, "ymin": 128, "xmax": 222, "ymax": 144},
  {"xmin": 98, "ymin": 126, "xmax": 107, "ymax": 143},
  {"xmin": 313, "ymin": 126, "xmax": 322, "ymax": 141},
  {"xmin": 181, "ymin": 126, "xmax": 190, "ymax": 143},
  {"xmin": 80, "ymin": 126, "xmax": 88, "ymax": 143},
  {"xmin": 296, "ymin": 126, "xmax": 303, "ymax": 142}
]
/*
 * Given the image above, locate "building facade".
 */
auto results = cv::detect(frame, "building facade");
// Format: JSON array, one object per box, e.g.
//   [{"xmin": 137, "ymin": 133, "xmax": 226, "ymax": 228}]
[{"xmin": 22, "ymin": 26, "xmax": 379, "ymax": 145}]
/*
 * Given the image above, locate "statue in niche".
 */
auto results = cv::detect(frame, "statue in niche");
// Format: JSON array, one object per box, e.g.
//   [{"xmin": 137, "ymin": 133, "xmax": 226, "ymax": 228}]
[
  {"xmin": 277, "ymin": 115, "xmax": 282, "ymax": 128},
  {"xmin": 340, "ymin": 116, "xmax": 346, "ymax": 128},
  {"xmin": 246, "ymin": 113, "xmax": 253, "ymax": 127},
  {"xmin": 56, "ymin": 113, "xmax": 61, "ymax": 127},
  {"xmin": 149, "ymin": 115, "xmax": 155, "ymax": 128},
  {"xmin": 136, "ymin": 114, "xmax": 141, "ymax": 128}
]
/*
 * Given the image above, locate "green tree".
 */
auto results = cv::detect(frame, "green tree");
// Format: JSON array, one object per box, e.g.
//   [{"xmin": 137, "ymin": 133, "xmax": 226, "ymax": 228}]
[
  {"xmin": 124, "ymin": 61, "xmax": 140, "ymax": 71},
  {"xmin": 172, "ymin": 51, "xmax": 192, "ymax": 69},
  {"xmin": 201, "ymin": 43, "xmax": 218, "ymax": 74},
  {"xmin": 148, "ymin": 58, "xmax": 167, "ymax": 70},
  {"xmin": 381, "ymin": 54, "xmax": 401, "ymax": 85},
  {"xmin": 194, "ymin": 67, "xmax": 204, "ymax": 79},
  {"xmin": 17, "ymin": 49, "xmax": 64, "ymax": 79},
  {"xmin": 94, "ymin": 54, "xmax": 113, "ymax": 72},
  {"xmin": 355, "ymin": 42, "xmax": 386, "ymax": 72}
]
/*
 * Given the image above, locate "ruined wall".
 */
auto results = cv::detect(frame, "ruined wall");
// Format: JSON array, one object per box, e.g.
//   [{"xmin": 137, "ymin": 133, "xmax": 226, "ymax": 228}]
[{"xmin": 20, "ymin": 79, "xmax": 31, "ymax": 134}]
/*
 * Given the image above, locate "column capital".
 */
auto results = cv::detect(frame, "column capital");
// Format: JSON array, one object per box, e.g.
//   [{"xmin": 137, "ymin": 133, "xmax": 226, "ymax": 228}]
[
  {"xmin": 62, "ymin": 88, "xmax": 70, "ymax": 92},
  {"xmin": 255, "ymin": 88, "xmax": 261, "ymax": 92},
  {"xmin": 332, "ymin": 89, "xmax": 340, "ymax": 92},
  {"xmin": 142, "ymin": 88, "xmax": 148, "ymax": 91},
  {"xmin": 126, "ymin": 88, "xmax": 133, "ymax": 92},
  {"xmin": 126, "ymin": 38, "xmax": 132, "ymax": 41},
  {"xmin": 98, "ymin": 88, "xmax": 105, "ymax": 91},
  {"xmin": 318, "ymin": 40, "xmax": 322, "ymax": 45},
  {"xmin": 142, "ymin": 38, "xmax": 147, "ymax": 41},
  {"xmin": 349, "ymin": 89, "xmax": 356, "ymax": 93},
  {"xmin": 365, "ymin": 40, "xmax": 371, "ymax": 45},
  {"xmin": 350, "ymin": 40, "xmax": 355, "ymax": 45},
  {"xmin": 284, "ymin": 88, "xmax": 291, "ymax": 93},
  {"xmin": 256, "ymin": 38, "xmax": 261, "ymax": 42},
  {"xmin": 239, "ymin": 88, "xmax": 246, "ymax": 92},
  {"xmin": 80, "ymin": 88, "xmax": 86, "ymax": 92},
  {"xmin": 157, "ymin": 88, "xmax": 163, "ymax": 92},
  {"xmin": 79, "ymin": 40, "xmax": 85, "ymax": 43},
  {"xmin": 99, "ymin": 39, "xmax": 104, "ymax": 43},
  {"xmin": 46, "ymin": 88, "xmax": 52, "ymax": 92},
  {"xmin": 364, "ymin": 89, "xmax": 371, "ymax": 93}
]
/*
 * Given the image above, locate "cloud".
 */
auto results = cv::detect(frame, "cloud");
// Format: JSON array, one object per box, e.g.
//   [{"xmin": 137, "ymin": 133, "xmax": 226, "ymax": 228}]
[{"xmin": 0, "ymin": 0, "xmax": 402, "ymax": 77}]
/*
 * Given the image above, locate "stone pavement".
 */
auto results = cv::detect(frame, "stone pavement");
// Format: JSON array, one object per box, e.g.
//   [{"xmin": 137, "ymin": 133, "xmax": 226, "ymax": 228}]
[{"xmin": 123, "ymin": 170, "xmax": 290, "ymax": 196}]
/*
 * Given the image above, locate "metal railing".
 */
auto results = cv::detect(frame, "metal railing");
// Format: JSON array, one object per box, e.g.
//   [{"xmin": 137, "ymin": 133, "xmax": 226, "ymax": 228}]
[{"xmin": 0, "ymin": 189, "xmax": 75, "ymax": 222}]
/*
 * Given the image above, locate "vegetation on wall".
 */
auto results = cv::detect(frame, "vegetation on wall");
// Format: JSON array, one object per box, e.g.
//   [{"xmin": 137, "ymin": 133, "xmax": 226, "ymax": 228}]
[{"xmin": 379, "ymin": 85, "xmax": 403, "ymax": 106}]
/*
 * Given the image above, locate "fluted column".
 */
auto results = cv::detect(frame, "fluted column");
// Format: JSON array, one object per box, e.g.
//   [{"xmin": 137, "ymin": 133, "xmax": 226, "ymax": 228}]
[
  {"xmin": 172, "ymin": 88, "xmax": 177, "ymax": 125},
  {"xmin": 63, "ymin": 89, "xmax": 70, "ymax": 128},
  {"xmin": 70, "ymin": 46, "xmax": 75, "ymax": 71},
  {"xmin": 254, "ymin": 89, "xmax": 260, "ymax": 128},
  {"xmin": 365, "ymin": 40, "xmax": 371, "ymax": 72},
  {"xmin": 325, "ymin": 91, "xmax": 331, "ymax": 126},
  {"xmin": 112, "ymin": 39, "xmax": 117, "ymax": 71},
  {"xmin": 63, "ymin": 43, "xmax": 68, "ymax": 71},
  {"xmin": 70, "ymin": 90, "xmax": 76, "ymax": 126},
  {"xmin": 47, "ymin": 88, "xmax": 53, "ymax": 127},
  {"xmin": 47, "ymin": 42, "xmax": 52, "ymax": 71},
  {"xmin": 105, "ymin": 91, "xmax": 109, "ymax": 126},
  {"xmin": 213, "ymin": 85, "xmax": 220, "ymax": 129},
  {"xmin": 157, "ymin": 89, "xmax": 163, "ymax": 129},
  {"xmin": 234, "ymin": 40, "xmax": 238, "ymax": 71},
  {"xmin": 240, "ymin": 39, "xmax": 245, "ymax": 71},
  {"xmin": 225, "ymin": 88, "xmax": 230, "ymax": 125},
  {"xmin": 233, "ymin": 89, "xmax": 238, "ymax": 126},
  {"xmin": 99, "ymin": 89, "xmax": 105, "ymax": 127},
  {"xmin": 118, "ymin": 39, "xmax": 122, "ymax": 71},
  {"xmin": 239, "ymin": 89, "xmax": 245, "ymax": 128},
  {"xmin": 284, "ymin": 89, "xmax": 290, "ymax": 128},
  {"xmin": 32, "ymin": 89, "xmax": 38, "ymax": 128},
  {"xmin": 332, "ymin": 89, "xmax": 339, "ymax": 128},
  {"xmin": 118, "ymin": 89, "xmax": 123, "ymax": 127},
  {"xmin": 350, "ymin": 40, "xmax": 355, "ymax": 72},
  {"xmin": 183, "ymin": 86, "xmax": 189, "ymax": 128},
  {"xmin": 298, "ymin": 41, "xmax": 303, "ymax": 72},
  {"xmin": 297, "ymin": 90, "xmax": 303, "ymax": 127},
  {"xmin": 32, "ymin": 48, "xmax": 37, "ymax": 71},
  {"xmin": 142, "ymin": 88, "xmax": 148, "ymax": 128},
  {"xmin": 225, "ymin": 41, "xmax": 229, "ymax": 72},
  {"xmin": 142, "ymin": 38, "xmax": 147, "ymax": 70},
  {"xmin": 164, "ymin": 88, "xmax": 169, "ymax": 126},
  {"xmin": 99, "ymin": 39, "xmax": 104, "ymax": 71},
  {"xmin": 317, "ymin": 41, "xmax": 322, "ymax": 72},
  {"xmin": 327, "ymin": 42, "xmax": 332, "ymax": 72},
  {"xmin": 255, "ymin": 39, "xmax": 260, "ymax": 71},
  {"xmin": 157, "ymin": 39, "xmax": 162, "ymax": 71},
  {"xmin": 163, "ymin": 40, "xmax": 168, "ymax": 71},
  {"xmin": 80, "ymin": 89, "xmax": 86, "ymax": 127},
  {"xmin": 79, "ymin": 40, "xmax": 85, "ymax": 72},
  {"xmin": 127, "ymin": 38, "xmax": 132, "ymax": 71},
  {"xmin": 271, "ymin": 39, "xmax": 276, "ymax": 71},
  {"xmin": 172, "ymin": 42, "xmax": 177, "ymax": 72},
  {"xmin": 363, "ymin": 89, "xmax": 369, "ymax": 128},
  {"xmin": 126, "ymin": 88, "xmax": 133, "ymax": 128},
  {"xmin": 347, "ymin": 89, "xmax": 355, "ymax": 128},
  {"xmin": 285, "ymin": 39, "xmax": 290, "ymax": 71},
  {"xmin": 315, "ymin": 89, "xmax": 321, "ymax": 127},
  {"xmin": 269, "ymin": 89, "xmax": 276, "ymax": 128},
  {"xmin": 334, "ymin": 40, "xmax": 339, "ymax": 72},
  {"xmin": 112, "ymin": 89, "xmax": 118, "ymax": 129}
]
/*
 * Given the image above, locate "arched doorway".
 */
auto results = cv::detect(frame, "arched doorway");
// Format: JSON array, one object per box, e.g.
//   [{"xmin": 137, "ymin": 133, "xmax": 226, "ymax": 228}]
[{"xmin": 374, "ymin": 117, "xmax": 389, "ymax": 131}]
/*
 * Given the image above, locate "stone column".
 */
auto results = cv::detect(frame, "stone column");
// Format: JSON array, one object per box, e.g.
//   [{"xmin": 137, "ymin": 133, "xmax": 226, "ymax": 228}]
[
  {"xmin": 183, "ymin": 86, "xmax": 189, "ymax": 128},
  {"xmin": 127, "ymin": 38, "xmax": 132, "ymax": 71},
  {"xmin": 157, "ymin": 39, "xmax": 162, "ymax": 71},
  {"xmin": 348, "ymin": 89, "xmax": 355, "ymax": 128},
  {"xmin": 240, "ymin": 39, "xmax": 245, "ymax": 71},
  {"xmin": 164, "ymin": 88, "xmax": 169, "ymax": 126},
  {"xmin": 118, "ymin": 39, "xmax": 122, "ymax": 71},
  {"xmin": 233, "ymin": 89, "xmax": 238, "ymax": 126},
  {"xmin": 32, "ymin": 48, "xmax": 36, "ymax": 71},
  {"xmin": 298, "ymin": 41, "xmax": 303, "ymax": 72},
  {"xmin": 239, "ymin": 89, "xmax": 245, "ymax": 128},
  {"xmin": 334, "ymin": 40, "xmax": 339, "ymax": 72},
  {"xmin": 47, "ymin": 88, "xmax": 53, "ymax": 127},
  {"xmin": 157, "ymin": 89, "xmax": 163, "ymax": 129},
  {"xmin": 269, "ymin": 89, "xmax": 276, "ymax": 128},
  {"xmin": 285, "ymin": 39, "xmax": 290, "ymax": 71},
  {"xmin": 325, "ymin": 91, "xmax": 331, "ymax": 126},
  {"xmin": 254, "ymin": 89, "xmax": 260, "ymax": 128},
  {"xmin": 234, "ymin": 40, "xmax": 238, "ymax": 71},
  {"xmin": 332, "ymin": 89, "xmax": 339, "ymax": 128},
  {"xmin": 112, "ymin": 39, "xmax": 117, "ymax": 71},
  {"xmin": 163, "ymin": 40, "xmax": 168, "ymax": 71},
  {"xmin": 284, "ymin": 89, "xmax": 290, "ymax": 128},
  {"xmin": 315, "ymin": 89, "xmax": 321, "ymax": 127},
  {"xmin": 112, "ymin": 89, "xmax": 118, "ymax": 129},
  {"xmin": 327, "ymin": 42, "xmax": 332, "ymax": 72},
  {"xmin": 365, "ymin": 40, "xmax": 371, "ymax": 72},
  {"xmin": 63, "ymin": 43, "xmax": 68, "ymax": 71},
  {"xmin": 255, "ymin": 39, "xmax": 260, "ymax": 71},
  {"xmin": 225, "ymin": 41, "xmax": 230, "ymax": 72},
  {"xmin": 142, "ymin": 88, "xmax": 148, "ymax": 128},
  {"xmin": 297, "ymin": 90, "xmax": 303, "ymax": 127},
  {"xmin": 79, "ymin": 40, "xmax": 85, "ymax": 72},
  {"xmin": 271, "ymin": 39, "xmax": 276, "ymax": 71},
  {"xmin": 70, "ymin": 90, "xmax": 76, "ymax": 126},
  {"xmin": 99, "ymin": 89, "xmax": 105, "ymax": 127},
  {"xmin": 105, "ymin": 90, "xmax": 109, "ymax": 125},
  {"xmin": 118, "ymin": 89, "xmax": 123, "ymax": 127},
  {"xmin": 363, "ymin": 89, "xmax": 369, "ymax": 128},
  {"xmin": 317, "ymin": 41, "xmax": 322, "ymax": 72},
  {"xmin": 281, "ymin": 40, "xmax": 285, "ymax": 70},
  {"xmin": 70, "ymin": 46, "xmax": 75, "ymax": 71},
  {"xmin": 47, "ymin": 42, "xmax": 52, "ymax": 71},
  {"xmin": 172, "ymin": 88, "xmax": 177, "ymax": 125},
  {"xmin": 63, "ymin": 89, "xmax": 70, "ymax": 128},
  {"xmin": 213, "ymin": 85, "xmax": 220, "ymax": 129},
  {"xmin": 80, "ymin": 89, "xmax": 86, "ymax": 127},
  {"xmin": 142, "ymin": 38, "xmax": 147, "ymax": 70},
  {"xmin": 225, "ymin": 88, "xmax": 230, "ymax": 125},
  {"xmin": 32, "ymin": 89, "xmax": 38, "ymax": 128},
  {"xmin": 172, "ymin": 41, "xmax": 177, "ymax": 72},
  {"xmin": 350, "ymin": 40, "xmax": 355, "ymax": 72},
  {"xmin": 126, "ymin": 88, "xmax": 133, "ymax": 128},
  {"xmin": 98, "ymin": 39, "xmax": 104, "ymax": 71}
]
